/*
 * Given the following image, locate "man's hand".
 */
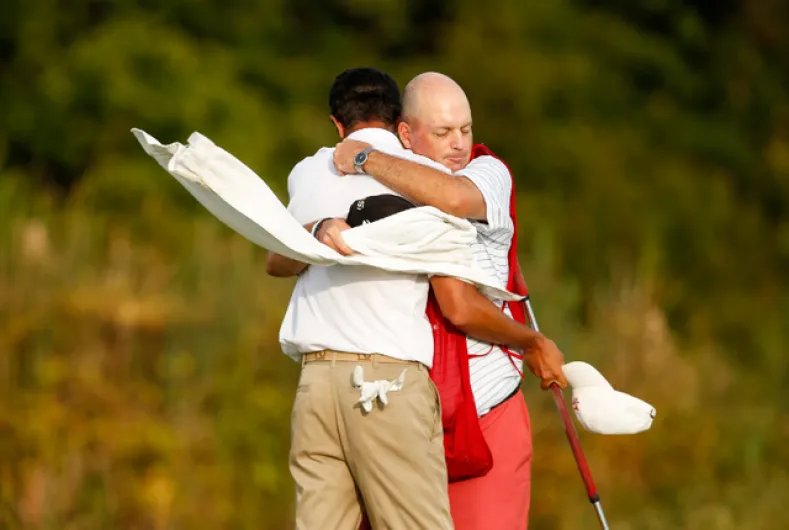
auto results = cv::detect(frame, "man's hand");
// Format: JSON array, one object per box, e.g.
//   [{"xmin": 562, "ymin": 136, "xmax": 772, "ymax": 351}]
[
  {"xmin": 315, "ymin": 218, "xmax": 355, "ymax": 256},
  {"xmin": 523, "ymin": 335, "xmax": 568, "ymax": 390},
  {"xmin": 333, "ymin": 139, "xmax": 373, "ymax": 175}
]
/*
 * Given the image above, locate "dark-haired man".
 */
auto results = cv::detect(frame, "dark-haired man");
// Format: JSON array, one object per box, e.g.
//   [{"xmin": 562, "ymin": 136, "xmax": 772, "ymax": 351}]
[{"xmin": 268, "ymin": 67, "xmax": 456, "ymax": 530}]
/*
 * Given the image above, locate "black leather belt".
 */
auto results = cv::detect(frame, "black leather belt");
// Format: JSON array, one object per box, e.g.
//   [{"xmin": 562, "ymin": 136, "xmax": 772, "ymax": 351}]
[{"xmin": 488, "ymin": 385, "xmax": 522, "ymax": 412}]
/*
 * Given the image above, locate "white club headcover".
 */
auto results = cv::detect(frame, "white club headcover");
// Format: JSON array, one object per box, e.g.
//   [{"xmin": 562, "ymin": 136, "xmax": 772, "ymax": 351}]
[{"xmin": 562, "ymin": 361, "xmax": 656, "ymax": 435}]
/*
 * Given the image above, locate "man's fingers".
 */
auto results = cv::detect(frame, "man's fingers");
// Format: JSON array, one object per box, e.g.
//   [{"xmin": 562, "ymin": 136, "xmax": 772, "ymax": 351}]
[
  {"xmin": 541, "ymin": 378, "xmax": 561, "ymax": 391},
  {"xmin": 540, "ymin": 375, "xmax": 560, "ymax": 390},
  {"xmin": 319, "ymin": 235, "xmax": 350, "ymax": 256},
  {"xmin": 327, "ymin": 229, "xmax": 354, "ymax": 256},
  {"xmin": 333, "ymin": 143, "xmax": 352, "ymax": 174},
  {"xmin": 540, "ymin": 373, "xmax": 568, "ymax": 390}
]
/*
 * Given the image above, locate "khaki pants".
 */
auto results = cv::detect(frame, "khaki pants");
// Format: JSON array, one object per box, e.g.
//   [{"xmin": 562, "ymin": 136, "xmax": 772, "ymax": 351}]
[{"xmin": 290, "ymin": 351, "xmax": 453, "ymax": 530}]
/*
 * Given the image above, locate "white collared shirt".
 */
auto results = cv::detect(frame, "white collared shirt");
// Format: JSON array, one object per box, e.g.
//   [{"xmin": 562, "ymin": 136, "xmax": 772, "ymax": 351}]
[{"xmin": 279, "ymin": 128, "xmax": 450, "ymax": 367}]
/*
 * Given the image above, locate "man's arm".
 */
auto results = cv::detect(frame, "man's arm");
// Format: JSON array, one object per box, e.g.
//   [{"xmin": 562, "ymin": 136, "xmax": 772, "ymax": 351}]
[
  {"xmin": 430, "ymin": 276, "xmax": 568, "ymax": 389},
  {"xmin": 265, "ymin": 219, "xmax": 319, "ymax": 277},
  {"xmin": 266, "ymin": 218, "xmax": 354, "ymax": 278},
  {"xmin": 334, "ymin": 140, "xmax": 486, "ymax": 220},
  {"xmin": 266, "ymin": 252, "xmax": 309, "ymax": 277}
]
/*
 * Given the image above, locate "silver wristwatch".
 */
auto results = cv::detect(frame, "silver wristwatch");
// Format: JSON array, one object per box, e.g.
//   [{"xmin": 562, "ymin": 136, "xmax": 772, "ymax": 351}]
[{"xmin": 353, "ymin": 147, "xmax": 375, "ymax": 174}]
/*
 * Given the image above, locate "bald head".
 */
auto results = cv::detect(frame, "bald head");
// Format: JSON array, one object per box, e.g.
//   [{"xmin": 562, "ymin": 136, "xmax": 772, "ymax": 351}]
[
  {"xmin": 398, "ymin": 72, "xmax": 473, "ymax": 172},
  {"xmin": 402, "ymin": 72, "xmax": 470, "ymax": 122}
]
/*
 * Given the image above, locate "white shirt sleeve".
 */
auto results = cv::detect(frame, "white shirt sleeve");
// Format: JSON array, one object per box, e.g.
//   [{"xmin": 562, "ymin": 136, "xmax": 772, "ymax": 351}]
[{"xmin": 455, "ymin": 155, "xmax": 512, "ymax": 230}]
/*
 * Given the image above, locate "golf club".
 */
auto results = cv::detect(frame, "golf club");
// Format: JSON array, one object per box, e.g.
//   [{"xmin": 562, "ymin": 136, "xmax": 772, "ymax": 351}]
[{"xmin": 524, "ymin": 298, "xmax": 611, "ymax": 530}]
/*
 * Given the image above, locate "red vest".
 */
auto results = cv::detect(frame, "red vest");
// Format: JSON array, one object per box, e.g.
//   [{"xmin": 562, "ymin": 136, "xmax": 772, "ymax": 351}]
[{"xmin": 427, "ymin": 143, "xmax": 530, "ymax": 482}]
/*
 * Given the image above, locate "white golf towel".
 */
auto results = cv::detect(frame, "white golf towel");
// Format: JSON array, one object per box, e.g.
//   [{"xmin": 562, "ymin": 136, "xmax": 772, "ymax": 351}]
[
  {"xmin": 563, "ymin": 361, "xmax": 656, "ymax": 435},
  {"xmin": 131, "ymin": 128, "xmax": 522, "ymax": 302}
]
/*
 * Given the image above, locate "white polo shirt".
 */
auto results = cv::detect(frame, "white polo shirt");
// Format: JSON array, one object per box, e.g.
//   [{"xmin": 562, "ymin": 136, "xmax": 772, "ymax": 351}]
[
  {"xmin": 279, "ymin": 128, "xmax": 450, "ymax": 367},
  {"xmin": 455, "ymin": 156, "xmax": 522, "ymax": 416}
]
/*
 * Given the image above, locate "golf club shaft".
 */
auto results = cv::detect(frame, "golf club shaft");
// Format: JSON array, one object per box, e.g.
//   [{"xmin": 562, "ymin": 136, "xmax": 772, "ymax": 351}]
[
  {"xmin": 550, "ymin": 384, "xmax": 610, "ymax": 530},
  {"xmin": 524, "ymin": 299, "xmax": 610, "ymax": 530}
]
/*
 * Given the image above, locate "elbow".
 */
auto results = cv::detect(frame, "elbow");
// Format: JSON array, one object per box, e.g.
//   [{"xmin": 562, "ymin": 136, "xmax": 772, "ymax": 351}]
[
  {"xmin": 267, "ymin": 253, "xmax": 307, "ymax": 277},
  {"xmin": 432, "ymin": 277, "xmax": 478, "ymax": 330},
  {"xmin": 265, "ymin": 264, "xmax": 281, "ymax": 277},
  {"xmin": 441, "ymin": 299, "xmax": 473, "ymax": 330},
  {"xmin": 266, "ymin": 255, "xmax": 284, "ymax": 277},
  {"xmin": 443, "ymin": 190, "xmax": 472, "ymax": 218}
]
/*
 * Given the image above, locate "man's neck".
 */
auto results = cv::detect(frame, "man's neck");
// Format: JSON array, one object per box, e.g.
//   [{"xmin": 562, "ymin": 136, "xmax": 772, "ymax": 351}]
[{"xmin": 344, "ymin": 121, "xmax": 396, "ymax": 137}]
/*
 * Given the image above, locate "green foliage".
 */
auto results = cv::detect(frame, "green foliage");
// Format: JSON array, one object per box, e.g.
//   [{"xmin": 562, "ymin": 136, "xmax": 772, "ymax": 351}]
[{"xmin": 1, "ymin": 0, "xmax": 787, "ymax": 528}]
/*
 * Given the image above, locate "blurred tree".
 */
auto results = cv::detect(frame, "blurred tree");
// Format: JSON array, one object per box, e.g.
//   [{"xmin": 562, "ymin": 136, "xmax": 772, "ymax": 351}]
[{"xmin": 1, "ymin": 0, "xmax": 788, "ymax": 527}]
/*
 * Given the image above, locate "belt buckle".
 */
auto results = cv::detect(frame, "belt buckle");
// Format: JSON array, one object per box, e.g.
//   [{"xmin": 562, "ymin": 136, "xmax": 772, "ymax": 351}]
[{"xmin": 357, "ymin": 354, "xmax": 372, "ymax": 362}]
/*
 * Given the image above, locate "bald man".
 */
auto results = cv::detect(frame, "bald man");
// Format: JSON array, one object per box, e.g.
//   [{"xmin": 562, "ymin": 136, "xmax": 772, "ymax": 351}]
[{"xmin": 333, "ymin": 72, "xmax": 551, "ymax": 530}]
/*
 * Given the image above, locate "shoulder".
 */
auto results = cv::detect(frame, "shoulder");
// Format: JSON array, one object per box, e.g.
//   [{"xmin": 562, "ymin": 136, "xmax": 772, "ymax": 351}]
[
  {"xmin": 390, "ymin": 146, "xmax": 452, "ymax": 174},
  {"xmin": 289, "ymin": 147, "xmax": 334, "ymax": 178},
  {"xmin": 287, "ymin": 147, "xmax": 335, "ymax": 193},
  {"xmin": 456, "ymin": 155, "xmax": 512, "ymax": 195},
  {"xmin": 461, "ymin": 155, "xmax": 510, "ymax": 178}
]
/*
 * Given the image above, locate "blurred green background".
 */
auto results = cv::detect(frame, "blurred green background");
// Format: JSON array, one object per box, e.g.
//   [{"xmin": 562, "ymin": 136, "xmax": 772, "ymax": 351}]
[{"xmin": 1, "ymin": 0, "xmax": 788, "ymax": 528}]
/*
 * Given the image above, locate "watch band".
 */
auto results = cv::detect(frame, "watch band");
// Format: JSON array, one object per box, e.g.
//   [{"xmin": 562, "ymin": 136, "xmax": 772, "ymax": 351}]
[
  {"xmin": 354, "ymin": 147, "xmax": 375, "ymax": 174},
  {"xmin": 312, "ymin": 218, "xmax": 330, "ymax": 237}
]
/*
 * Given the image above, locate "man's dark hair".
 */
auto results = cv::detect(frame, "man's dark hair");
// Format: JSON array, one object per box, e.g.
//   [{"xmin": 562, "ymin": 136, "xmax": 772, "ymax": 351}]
[{"xmin": 329, "ymin": 67, "xmax": 401, "ymax": 130}]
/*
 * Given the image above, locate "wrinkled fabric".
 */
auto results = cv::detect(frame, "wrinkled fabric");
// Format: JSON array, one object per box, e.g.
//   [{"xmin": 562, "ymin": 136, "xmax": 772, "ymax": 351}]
[{"xmin": 131, "ymin": 128, "xmax": 522, "ymax": 302}]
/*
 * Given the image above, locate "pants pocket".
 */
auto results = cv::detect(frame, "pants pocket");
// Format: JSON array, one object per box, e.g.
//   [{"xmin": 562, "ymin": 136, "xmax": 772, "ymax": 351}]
[{"xmin": 424, "ymin": 372, "xmax": 443, "ymax": 440}]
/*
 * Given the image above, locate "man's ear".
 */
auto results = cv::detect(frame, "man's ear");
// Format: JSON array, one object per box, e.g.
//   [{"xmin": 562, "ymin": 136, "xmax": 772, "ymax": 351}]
[
  {"xmin": 330, "ymin": 116, "xmax": 345, "ymax": 139},
  {"xmin": 398, "ymin": 121, "xmax": 413, "ymax": 148}
]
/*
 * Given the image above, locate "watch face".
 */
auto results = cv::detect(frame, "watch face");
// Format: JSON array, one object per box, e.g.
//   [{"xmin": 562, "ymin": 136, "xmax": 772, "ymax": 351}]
[{"xmin": 354, "ymin": 151, "xmax": 367, "ymax": 165}]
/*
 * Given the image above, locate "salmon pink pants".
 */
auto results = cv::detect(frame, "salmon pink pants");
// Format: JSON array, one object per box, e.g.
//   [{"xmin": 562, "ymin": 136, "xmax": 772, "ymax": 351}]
[{"xmin": 448, "ymin": 392, "xmax": 533, "ymax": 530}]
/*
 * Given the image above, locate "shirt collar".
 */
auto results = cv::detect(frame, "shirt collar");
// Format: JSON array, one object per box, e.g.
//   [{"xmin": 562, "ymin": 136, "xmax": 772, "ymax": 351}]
[{"xmin": 346, "ymin": 128, "xmax": 403, "ymax": 151}]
